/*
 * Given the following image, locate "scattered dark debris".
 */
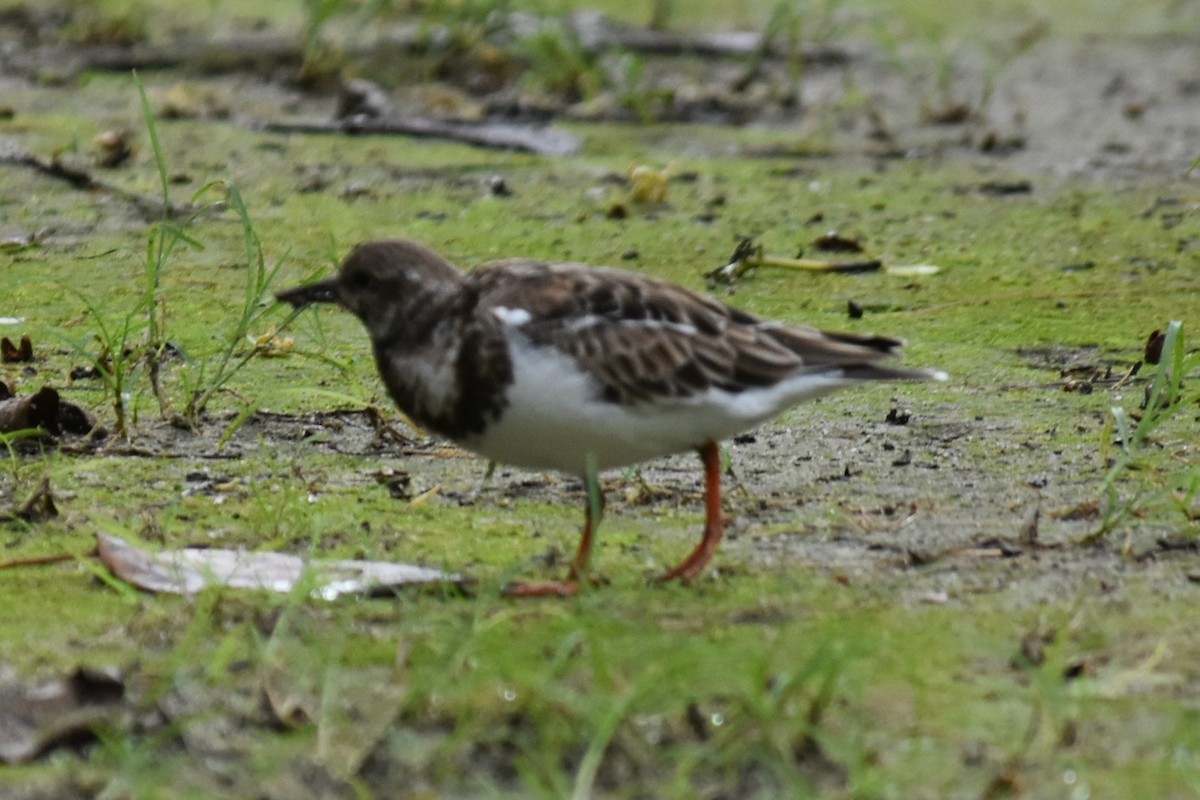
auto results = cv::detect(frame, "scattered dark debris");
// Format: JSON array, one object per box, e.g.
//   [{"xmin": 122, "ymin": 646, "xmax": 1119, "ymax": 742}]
[
  {"xmin": 811, "ymin": 230, "xmax": 864, "ymax": 253},
  {"xmin": 977, "ymin": 179, "xmax": 1033, "ymax": 196},
  {"xmin": 487, "ymin": 175, "xmax": 513, "ymax": 197},
  {"xmin": 976, "ymin": 131, "xmax": 1027, "ymax": 154},
  {"xmin": 924, "ymin": 100, "xmax": 972, "ymax": 125},
  {"xmin": 685, "ymin": 702, "xmax": 710, "ymax": 741},
  {"xmin": 904, "ymin": 546, "xmax": 940, "ymax": 567},
  {"xmin": 978, "ymin": 537, "xmax": 1026, "ymax": 557},
  {"xmin": 1062, "ymin": 659, "xmax": 1087, "ymax": 681},
  {"xmin": 817, "ymin": 465, "xmax": 858, "ymax": 483},
  {"xmin": 1155, "ymin": 536, "xmax": 1199, "ymax": 553},
  {"xmin": 1055, "ymin": 498, "xmax": 1100, "ymax": 521},
  {"xmin": 1143, "ymin": 328, "xmax": 1165, "ymax": 365},
  {"xmin": 1019, "ymin": 508, "xmax": 1041, "ymax": 545},
  {"xmin": 336, "ymin": 76, "xmax": 391, "ymax": 119},
  {"xmin": 953, "ymin": 537, "xmax": 1025, "ymax": 559},
  {"xmin": 962, "ymin": 740, "xmax": 986, "ymax": 767},
  {"xmin": 93, "ymin": 129, "xmax": 133, "ymax": 167},
  {"xmin": 375, "ymin": 467, "xmax": 413, "ymax": 500},
  {"xmin": 981, "ymin": 767, "xmax": 1025, "ymax": 799},
  {"xmin": 1016, "ymin": 626, "xmax": 1054, "ymax": 668},
  {"xmin": 728, "ymin": 604, "xmax": 790, "ymax": 625},
  {"xmin": 0, "ymin": 476, "xmax": 58, "ymax": 524},
  {"xmin": 885, "ymin": 407, "xmax": 911, "ymax": 425},
  {"xmin": 339, "ymin": 181, "xmax": 374, "ymax": 200},
  {"xmin": 847, "ymin": 299, "xmax": 864, "ymax": 319},
  {"xmin": 1016, "ymin": 345, "xmax": 1140, "ymax": 392},
  {"xmin": 1123, "ymin": 99, "xmax": 1151, "ymax": 119},
  {"xmin": 620, "ymin": 249, "xmax": 639, "ymax": 260},
  {"xmin": 362, "ymin": 406, "xmax": 417, "ymax": 449},
  {"xmin": 1138, "ymin": 196, "xmax": 1182, "ymax": 219}
]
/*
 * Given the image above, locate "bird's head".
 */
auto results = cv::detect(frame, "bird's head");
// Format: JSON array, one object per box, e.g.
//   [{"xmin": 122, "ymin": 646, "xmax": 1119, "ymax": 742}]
[{"xmin": 277, "ymin": 239, "xmax": 464, "ymax": 341}]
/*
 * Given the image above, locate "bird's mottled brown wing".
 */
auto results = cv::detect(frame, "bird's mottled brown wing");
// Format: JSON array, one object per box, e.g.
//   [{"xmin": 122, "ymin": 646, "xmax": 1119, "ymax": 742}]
[{"xmin": 468, "ymin": 260, "xmax": 908, "ymax": 405}]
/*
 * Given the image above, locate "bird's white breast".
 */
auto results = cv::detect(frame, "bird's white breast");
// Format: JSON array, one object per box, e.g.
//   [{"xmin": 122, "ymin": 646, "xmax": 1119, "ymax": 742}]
[{"xmin": 460, "ymin": 331, "xmax": 855, "ymax": 475}]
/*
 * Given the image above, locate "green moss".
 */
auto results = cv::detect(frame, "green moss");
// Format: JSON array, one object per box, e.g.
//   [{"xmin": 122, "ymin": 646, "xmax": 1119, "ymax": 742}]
[{"xmin": 1, "ymin": 1, "xmax": 1198, "ymax": 796}]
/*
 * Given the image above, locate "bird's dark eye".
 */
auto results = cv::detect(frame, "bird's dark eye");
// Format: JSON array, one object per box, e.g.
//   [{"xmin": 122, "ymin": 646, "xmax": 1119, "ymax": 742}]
[{"xmin": 346, "ymin": 271, "xmax": 373, "ymax": 290}]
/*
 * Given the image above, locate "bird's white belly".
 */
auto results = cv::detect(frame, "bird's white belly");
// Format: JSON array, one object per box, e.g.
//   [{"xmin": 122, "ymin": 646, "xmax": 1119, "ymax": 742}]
[{"xmin": 460, "ymin": 335, "xmax": 854, "ymax": 474}]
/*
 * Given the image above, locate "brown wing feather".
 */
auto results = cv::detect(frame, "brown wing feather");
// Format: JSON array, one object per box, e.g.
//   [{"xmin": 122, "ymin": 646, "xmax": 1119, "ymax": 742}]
[{"xmin": 469, "ymin": 260, "xmax": 908, "ymax": 405}]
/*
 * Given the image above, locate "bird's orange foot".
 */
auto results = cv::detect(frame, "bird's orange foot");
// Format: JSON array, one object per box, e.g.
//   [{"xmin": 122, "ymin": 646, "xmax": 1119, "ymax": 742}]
[
  {"xmin": 501, "ymin": 580, "xmax": 581, "ymax": 598},
  {"xmin": 501, "ymin": 573, "xmax": 608, "ymax": 598}
]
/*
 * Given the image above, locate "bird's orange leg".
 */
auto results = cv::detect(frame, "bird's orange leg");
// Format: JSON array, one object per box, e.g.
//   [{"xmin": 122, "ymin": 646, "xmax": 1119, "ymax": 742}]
[
  {"xmin": 657, "ymin": 440, "xmax": 725, "ymax": 583},
  {"xmin": 567, "ymin": 496, "xmax": 600, "ymax": 582},
  {"xmin": 502, "ymin": 467, "xmax": 606, "ymax": 598}
]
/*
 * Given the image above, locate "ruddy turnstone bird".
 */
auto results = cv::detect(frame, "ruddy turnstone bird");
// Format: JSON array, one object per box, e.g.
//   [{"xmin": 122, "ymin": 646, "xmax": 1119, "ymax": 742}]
[{"xmin": 279, "ymin": 239, "xmax": 946, "ymax": 596}]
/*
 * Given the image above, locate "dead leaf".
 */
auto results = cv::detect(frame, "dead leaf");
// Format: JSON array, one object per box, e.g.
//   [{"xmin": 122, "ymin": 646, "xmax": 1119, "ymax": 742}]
[
  {"xmin": 95, "ymin": 532, "xmax": 462, "ymax": 598},
  {"xmin": 316, "ymin": 665, "xmax": 406, "ymax": 777},
  {"xmin": 1070, "ymin": 641, "xmax": 1181, "ymax": 699},
  {"xmin": 261, "ymin": 624, "xmax": 322, "ymax": 728},
  {"xmin": 93, "ymin": 130, "xmax": 133, "ymax": 168},
  {"xmin": 0, "ymin": 335, "xmax": 32, "ymax": 363},
  {"xmin": 0, "ymin": 477, "xmax": 57, "ymax": 523},
  {"xmin": 0, "ymin": 386, "xmax": 58, "ymax": 433},
  {"xmin": 260, "ymin": 625, "xmax": 405, "ymax": 777},
  {"xmin": 885, "ymin": 264, "xmax": 942, "ymax": 276},
  {"xmin": 1144, "ymin": 328, "xmax": 1165, "ymax": 365},
  {"xmin": 248, "ymin": 325, "xmax": 295, "ymax": 358},
  {"xmin": 0, "ymin": 386, "xmax": 103, "ymax": 437},
  {"xmin": 0, "ymin": 666, "xmax": 126, "ymax": 764},
  {"xmin": 155, "ymin": 82, "xmax": 229, "ymax": 119},
  {"xmin": 626, "ymin": 163, "xmax": 672, "ymax": 203}
]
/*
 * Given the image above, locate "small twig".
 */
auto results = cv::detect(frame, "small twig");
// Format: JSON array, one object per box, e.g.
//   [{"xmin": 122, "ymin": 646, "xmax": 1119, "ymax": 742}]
[
  {"xmin": 0, "ymin": 551, "xmax": 83, "ymax": 570},
  {"xmin": 261, "ymin": 115, "xmax": 580, "ymax": 157},
  {"xmin": 7, "ymin": 18, "xmax": 851, "ymax": 79},
  {"xmin": 2, "ymin": 34, "xmax": 302, "ymax": 79},
  {"xmin": 0, "ymin": 476, "xmax": 58, "ymax": 523},
  {"xmin": 754, "ymin": 254, "xmax": 882, "ymax": 273},
  {"xmin": 566, "ymin": 11, "xmax": 851, "ymax": 63},
  {"xmin": 0, "ymin": 140, "xmax": 195, "ymax": 220},
  {"xmin": 706, "ymin": 240, "xmax": 881, "ymax": 284}
]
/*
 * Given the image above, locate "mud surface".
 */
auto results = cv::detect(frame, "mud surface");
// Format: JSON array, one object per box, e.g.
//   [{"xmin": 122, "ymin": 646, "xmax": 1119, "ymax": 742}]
[
  {"xmin": 2, "ymin": 7, "xmax": 1197, "ymax": 588},
  {"xmin": 3, "ymin": 6, "xmax": 1200, "ymax": 797}
]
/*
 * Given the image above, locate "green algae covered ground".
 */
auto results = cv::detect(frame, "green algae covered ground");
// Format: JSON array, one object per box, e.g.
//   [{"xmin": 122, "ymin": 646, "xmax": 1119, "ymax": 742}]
[{"xmin": 1, "ymin": 1, "xmax": 1198, "ymax": 798}]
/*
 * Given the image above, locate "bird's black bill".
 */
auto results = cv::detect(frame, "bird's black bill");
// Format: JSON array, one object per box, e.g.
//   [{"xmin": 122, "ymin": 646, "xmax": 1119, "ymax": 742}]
[{"xmin": 276, "ymin": 279, "xmax": 339, "ymax": 308}]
